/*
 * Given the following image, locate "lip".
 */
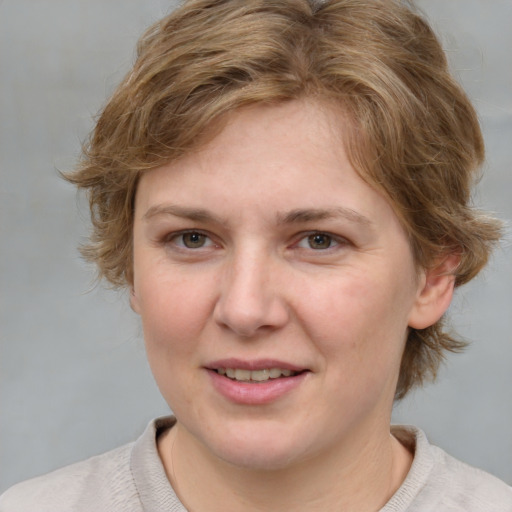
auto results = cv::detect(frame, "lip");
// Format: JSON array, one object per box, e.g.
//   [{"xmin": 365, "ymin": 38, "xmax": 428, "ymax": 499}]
[
  {"xmin": 205, "ymin": 358, "xmax": 310, "ymax": 405},
  {"xmin": 206, "ymin": 358, "xmax": 305, "ymax": 372}
]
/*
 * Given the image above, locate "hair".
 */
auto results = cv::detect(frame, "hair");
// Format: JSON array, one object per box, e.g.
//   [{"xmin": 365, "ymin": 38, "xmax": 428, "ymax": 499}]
[{"xmin": 67, "ymin": 0, "xmax": 502, "ymax": 399}]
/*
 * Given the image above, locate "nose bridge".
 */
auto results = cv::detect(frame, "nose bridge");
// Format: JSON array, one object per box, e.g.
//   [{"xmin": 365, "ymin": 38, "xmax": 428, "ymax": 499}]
[{"xmin": 214, "ymin": 243, "xmax": 288, "ymax": 336}]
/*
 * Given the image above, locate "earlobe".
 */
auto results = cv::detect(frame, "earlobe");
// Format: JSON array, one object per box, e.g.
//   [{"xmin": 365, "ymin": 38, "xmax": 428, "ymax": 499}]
[
  {"xmin": 130, "ymin": 287, "xmax": 141, "ymax": 314},
  {"xmin": 408, "ymin": 253, "xmax": 460, "ymax": 330}
]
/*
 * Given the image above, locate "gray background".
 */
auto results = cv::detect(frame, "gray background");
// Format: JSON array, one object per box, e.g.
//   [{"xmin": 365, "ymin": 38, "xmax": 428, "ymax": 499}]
[{"xmin": 1, "ymin": 0, "xmax": 511, "ymax": 493}]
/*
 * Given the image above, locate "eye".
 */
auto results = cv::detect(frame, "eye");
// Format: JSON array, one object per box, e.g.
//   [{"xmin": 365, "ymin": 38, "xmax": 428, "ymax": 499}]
[
  {"xmin": 296, "ymin": 232, "xmax": 342, "ymax": 250},
  {"xmin": 172, "ymin": 231, "xmax": 214, "ymax": 249}
]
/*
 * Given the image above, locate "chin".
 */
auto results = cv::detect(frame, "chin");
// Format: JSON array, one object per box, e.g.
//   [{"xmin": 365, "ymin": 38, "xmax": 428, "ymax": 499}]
[
  {"xmin": 218, "ymin": 443, "xmax": 305, "ymax": 472},
  {"xmin": 198, "ymin": 420, "xmax": 313, "ymax": 471}
]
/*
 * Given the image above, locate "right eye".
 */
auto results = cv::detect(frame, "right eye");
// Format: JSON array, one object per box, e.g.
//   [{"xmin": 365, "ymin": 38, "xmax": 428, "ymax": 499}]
[
  {"xmin": 170, "ymin": 231, "xmax": 215, "ymax": 249},
  {"xmin": 299, "ymin": 233, "xmax": 338, "ymax": 250}
]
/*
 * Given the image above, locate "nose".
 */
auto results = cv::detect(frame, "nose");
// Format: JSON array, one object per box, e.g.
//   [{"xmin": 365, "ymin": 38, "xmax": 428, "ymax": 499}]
[{"xmin": 213, "ymin": 250, "xmax": 289, "ymax": 337}]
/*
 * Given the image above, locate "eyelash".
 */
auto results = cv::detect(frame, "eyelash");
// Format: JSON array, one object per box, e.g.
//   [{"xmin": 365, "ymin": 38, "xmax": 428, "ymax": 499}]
[
  {"xmin": 294, "ymin": 232, "xmax": 347, "ymax": 251},
  {"xmin": 163, "ymin": 230, "xmax": 349, "ymax": 253},
  {"xmin": 164, "ymin": 230, "xmax": 217, "ymax": 250}
]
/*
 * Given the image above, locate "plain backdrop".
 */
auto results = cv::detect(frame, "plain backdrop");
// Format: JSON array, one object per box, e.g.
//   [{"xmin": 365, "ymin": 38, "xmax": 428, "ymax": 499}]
[{"xmin": 1, "ymin": 0, "xmax": 511, "ymax": 493}]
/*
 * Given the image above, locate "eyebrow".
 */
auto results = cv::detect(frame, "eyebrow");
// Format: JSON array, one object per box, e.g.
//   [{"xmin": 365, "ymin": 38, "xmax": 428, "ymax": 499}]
[
  {"xmin": 143, "ymin": 205, "xmax": 226, "ymax": 224},
  {"xmin": 278, "ymin": 207, "xmax": 373, "ymax": 227},
  {"xmin": 143, "ymin": 204, "xmax": 373, "ymax": 228}
]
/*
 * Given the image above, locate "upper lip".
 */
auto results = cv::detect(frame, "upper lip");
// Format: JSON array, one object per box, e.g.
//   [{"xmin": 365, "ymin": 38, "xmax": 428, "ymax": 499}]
[{"xmin": 205, "ymin": 358, "xmax": 307, "ymax": 372}]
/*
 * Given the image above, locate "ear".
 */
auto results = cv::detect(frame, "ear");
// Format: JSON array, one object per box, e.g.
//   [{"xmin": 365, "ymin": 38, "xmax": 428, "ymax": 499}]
[
  {"xmin": 408, "ymin": 253, "xmax": 460, "ymax": 330},
  {"xmin": 129, "ymin": 286, "xmax": 141, "ymax": 315}
]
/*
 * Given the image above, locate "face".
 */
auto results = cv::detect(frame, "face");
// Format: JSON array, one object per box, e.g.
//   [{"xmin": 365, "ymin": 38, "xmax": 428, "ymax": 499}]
[{"xmin": 131, "ymin": 99, "xmax": 429, "ymax": 470}]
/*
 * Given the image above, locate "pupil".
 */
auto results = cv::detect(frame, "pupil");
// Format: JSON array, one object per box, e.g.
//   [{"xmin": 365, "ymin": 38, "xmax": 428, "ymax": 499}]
[
  {"xmin": 309, "ymin": 234, "xmax": 331, "ymax": 249},
  {"xmin": 184, "ymin": 232, "xmax": 204, "ymax": 248}
]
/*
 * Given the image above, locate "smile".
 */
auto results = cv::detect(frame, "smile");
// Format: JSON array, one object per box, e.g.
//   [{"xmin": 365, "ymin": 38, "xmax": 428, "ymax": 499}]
[
  {"xmin": 216, "ymin": 368, "xmax": 298, "ymax": 382},
  {"xmin": 207, "ymin": 362, "xmax": 309, "ymax": 404}
]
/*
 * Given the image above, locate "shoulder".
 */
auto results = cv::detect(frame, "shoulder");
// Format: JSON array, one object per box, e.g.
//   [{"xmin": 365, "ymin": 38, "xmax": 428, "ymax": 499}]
[
  {"xmin": 428, "ymin": 443, "xmax": 512, "ymax": 511},
  {"xmin": 385, "ymin": 425, "xmax": 512, "ymax": 512},
  {"xmin": 0, "ymin": 443, "xmax": 137, "ymax": 512},
  {"xmin": 0, "ymin": 417, "xmax": 177, "ymax": 512}
]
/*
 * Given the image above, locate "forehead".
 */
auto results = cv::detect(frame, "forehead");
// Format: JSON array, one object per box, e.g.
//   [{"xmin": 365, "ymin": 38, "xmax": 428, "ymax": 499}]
[
  {"xmin": 137, "ymin": 101, "xmax": 343, "ymax": 199},
  {"xmin": 201, "ymin": 99, "xmax": 349, "ymax": 165},
  {"xmin": 134, "ymin": 99, "xmax": 406, "ymax": 240}
]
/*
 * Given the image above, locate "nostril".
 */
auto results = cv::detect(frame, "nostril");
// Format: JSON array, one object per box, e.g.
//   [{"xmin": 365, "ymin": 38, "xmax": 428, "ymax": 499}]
[
  {"xmin": 214, "ymin": 294, "xmax": 265, "ymax": 332},
  {"xmin": 213, "ymin": 261, "xmax": 289, "ymax": 335}
]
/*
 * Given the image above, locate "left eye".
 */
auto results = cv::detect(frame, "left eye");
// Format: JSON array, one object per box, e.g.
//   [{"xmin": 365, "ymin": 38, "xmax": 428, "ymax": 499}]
[
  {"xmin": 297, "ymin": 233, "xmax": 340, "ymax": 250},
  {"xmin": 173, "ymin": 232, "xmax": 213, "ymax": 249}
]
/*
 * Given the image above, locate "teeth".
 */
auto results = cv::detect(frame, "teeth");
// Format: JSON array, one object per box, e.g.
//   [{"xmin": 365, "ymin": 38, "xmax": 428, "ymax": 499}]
[
  {"xmin": 217, "ymin": 368, "xmax": 298, "ymax": 382},
  {"xmin": 251, "ymin": 369, "xmax": 270, "ymax": 382},
  {"xmin": 234, "ymin": 369, "xmax": 251, "ymax": 381}
]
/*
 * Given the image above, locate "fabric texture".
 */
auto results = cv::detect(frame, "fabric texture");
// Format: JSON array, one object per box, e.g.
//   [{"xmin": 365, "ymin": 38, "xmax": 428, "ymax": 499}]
[{"xmin": 1, "ymin": 417, "xmax": 511, "ymax": 512}]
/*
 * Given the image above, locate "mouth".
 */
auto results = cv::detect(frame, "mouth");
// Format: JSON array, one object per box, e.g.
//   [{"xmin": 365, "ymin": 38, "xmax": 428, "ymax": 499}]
[
  {"xmin": 206, "ymin": 360, "xmax": 309, "ymax": 404},
  {"xmin": 215, "ymin": 368, "xmax": 302, "ymax": 382}
]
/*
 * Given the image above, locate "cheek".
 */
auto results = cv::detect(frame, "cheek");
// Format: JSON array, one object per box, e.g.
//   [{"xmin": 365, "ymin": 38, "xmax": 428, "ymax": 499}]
[
  {"xmin": 298, "ymin": 274, "xmax": 412, "ymax": 423},
  {"xmin": 135, "ymin": 268, "xmax": 216, "ymax": 357},
  {"xmin": 135, "ymin": 271, "xmax": 217, "ymax": 412},
  {"xmin": 297, "ymin": 268, "xmax": 413, "ymax": 376}
]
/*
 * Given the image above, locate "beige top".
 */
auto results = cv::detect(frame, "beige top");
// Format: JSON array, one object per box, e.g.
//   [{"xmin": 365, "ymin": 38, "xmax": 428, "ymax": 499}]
[{"xmin": 1, "ymin": 416, "xmax": 511, "ymax": 512}]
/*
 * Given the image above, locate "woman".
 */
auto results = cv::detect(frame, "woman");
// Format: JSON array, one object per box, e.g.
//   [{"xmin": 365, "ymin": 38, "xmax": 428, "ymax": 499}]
[{"xmin": 2, "ymin": 0, "xmax": 511, "ymax": 510}]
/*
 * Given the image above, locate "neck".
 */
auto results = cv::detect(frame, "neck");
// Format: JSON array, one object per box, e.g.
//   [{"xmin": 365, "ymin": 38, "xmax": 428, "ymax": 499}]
[{"xmin": 158, "ymin": 419, "xmax": 413, "ymax": 512}]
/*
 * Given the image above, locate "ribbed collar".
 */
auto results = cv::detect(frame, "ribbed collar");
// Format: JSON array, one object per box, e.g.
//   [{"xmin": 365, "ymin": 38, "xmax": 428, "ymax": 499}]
[
  {"xmin": 130, "ymin": 417, "xmax": 433, "ymax": 512},
  {"xmin": 380, "ymin": 425, "xmax": 435, "ymax": 511},
  {"xmin": 131, "ymin": 416, "xmax": 187, "ymax": 512}
]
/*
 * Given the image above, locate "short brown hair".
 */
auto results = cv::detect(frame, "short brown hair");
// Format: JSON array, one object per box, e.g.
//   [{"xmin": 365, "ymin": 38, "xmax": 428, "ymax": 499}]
[{"xmin": 68, "ymin": 0, "xmax": 502, "ymax": 398}]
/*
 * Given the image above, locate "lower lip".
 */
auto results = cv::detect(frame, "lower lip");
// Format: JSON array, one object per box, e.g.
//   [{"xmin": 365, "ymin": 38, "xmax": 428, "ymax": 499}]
[{"xmin": 207, "ymin": 370, "xmax": 308, "ymax": 405}]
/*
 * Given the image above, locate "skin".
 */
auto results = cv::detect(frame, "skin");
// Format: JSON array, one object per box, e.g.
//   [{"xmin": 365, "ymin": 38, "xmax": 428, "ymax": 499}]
[{"xmin": 131, "ymin": 99, "xmax": 456, "ymax": 511}]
